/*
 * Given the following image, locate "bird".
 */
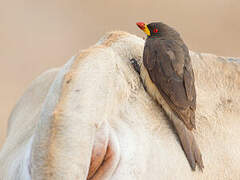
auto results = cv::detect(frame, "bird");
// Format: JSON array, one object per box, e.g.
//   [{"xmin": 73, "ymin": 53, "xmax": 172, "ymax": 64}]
[{"xmin": 136, "ymin": 22, "xmax": 204, "ymax": 171}]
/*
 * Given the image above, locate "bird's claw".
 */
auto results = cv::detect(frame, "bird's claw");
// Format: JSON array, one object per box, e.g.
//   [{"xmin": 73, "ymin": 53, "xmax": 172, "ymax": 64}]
[{"xmin": 130, "ymin": 58, "xmax": 141, "ymax": 75}]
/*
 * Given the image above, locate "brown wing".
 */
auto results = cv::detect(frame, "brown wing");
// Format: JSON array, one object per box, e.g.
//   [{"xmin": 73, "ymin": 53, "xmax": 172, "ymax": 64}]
[{"xmin": 143, "ymin": 38, "xmax": 196, "ymax": 130}]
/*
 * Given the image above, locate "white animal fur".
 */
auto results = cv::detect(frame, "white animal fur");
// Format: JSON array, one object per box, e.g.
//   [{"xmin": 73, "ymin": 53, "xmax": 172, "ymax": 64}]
[{"xmin": 0, "ymin": 31, "xmax": 240, "ymax": 179}]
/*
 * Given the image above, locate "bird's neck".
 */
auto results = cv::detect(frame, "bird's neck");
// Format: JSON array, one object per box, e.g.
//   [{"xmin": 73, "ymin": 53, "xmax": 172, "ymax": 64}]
[{"xmin": 147, "ymin": 35, "xmax": 161, "ymax": 39}]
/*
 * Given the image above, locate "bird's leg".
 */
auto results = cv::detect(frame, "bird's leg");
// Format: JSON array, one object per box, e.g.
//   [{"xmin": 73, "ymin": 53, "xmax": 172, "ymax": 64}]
[
  {"xmin": 130, "ymin": 58, "xmax": 141, "ymax": 75},
  {"xmin": 130, "ymin": 59, "xmax": 148, "ymax": 92},
  {"xmin": 171, "ymin": 115, "xmax": 204, "ymax": 171}
]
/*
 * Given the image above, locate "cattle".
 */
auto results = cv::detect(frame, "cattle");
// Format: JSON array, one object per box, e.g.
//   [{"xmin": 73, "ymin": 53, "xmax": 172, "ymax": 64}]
[{"xmin": 0, "ymin": 31, "xmax": 240, "ymax": 179}]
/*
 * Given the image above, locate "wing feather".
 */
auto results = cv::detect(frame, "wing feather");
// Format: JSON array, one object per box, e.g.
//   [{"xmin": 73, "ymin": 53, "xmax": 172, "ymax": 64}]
[{"xmin": 143, "ymin": 39, "xmax": 196, "ymax": 130}]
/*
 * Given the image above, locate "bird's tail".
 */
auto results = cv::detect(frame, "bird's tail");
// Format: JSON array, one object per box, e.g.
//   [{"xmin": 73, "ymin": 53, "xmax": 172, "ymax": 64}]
[{"xmin": 172, "ymin": 116, "xmax": 204, "ymax": 171}]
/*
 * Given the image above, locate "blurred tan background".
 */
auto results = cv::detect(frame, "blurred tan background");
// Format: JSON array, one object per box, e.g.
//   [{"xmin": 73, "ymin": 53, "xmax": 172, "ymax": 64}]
[{"xmin": 0, "ymin": 0, "xmax": 239, "ymax": 148}]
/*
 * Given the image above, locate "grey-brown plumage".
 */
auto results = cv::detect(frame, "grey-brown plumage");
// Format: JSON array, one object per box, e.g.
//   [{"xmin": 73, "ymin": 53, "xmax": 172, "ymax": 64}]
[
  {"xmin": 144, "ymin": 23, "xmax": 196, "ymax": 130},
  {"xmin": 137, "ymin": 22, "xmax": 204, "ymax": 170}
]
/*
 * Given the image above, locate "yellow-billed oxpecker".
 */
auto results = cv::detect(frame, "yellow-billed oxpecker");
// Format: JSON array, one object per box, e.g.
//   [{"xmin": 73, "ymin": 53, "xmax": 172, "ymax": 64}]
[{"xmin": 136, "ymin": 22, "xmax": 204, "ymax": 171}]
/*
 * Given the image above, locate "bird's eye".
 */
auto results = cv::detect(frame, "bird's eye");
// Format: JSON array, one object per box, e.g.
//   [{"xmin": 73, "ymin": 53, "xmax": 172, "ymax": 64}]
[{"xmin": 153, "ymin": 28, "xmax": 158, "ymax": 33}]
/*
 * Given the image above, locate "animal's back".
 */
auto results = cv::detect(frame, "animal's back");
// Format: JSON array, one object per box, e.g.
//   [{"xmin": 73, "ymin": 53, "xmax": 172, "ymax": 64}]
[{"xmin": 0, "ymin": 32, "xmax": 240, "ymax": 179}]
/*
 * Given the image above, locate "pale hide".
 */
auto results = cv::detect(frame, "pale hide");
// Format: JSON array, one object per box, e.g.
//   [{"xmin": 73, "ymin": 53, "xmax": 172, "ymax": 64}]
[{"xmin": 0, "ymin": 31, "xmax": 240, "ymax": 179}]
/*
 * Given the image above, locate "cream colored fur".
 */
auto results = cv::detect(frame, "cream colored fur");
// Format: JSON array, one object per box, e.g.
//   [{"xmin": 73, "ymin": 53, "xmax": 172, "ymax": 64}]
[{"xmin": 0, "ymin": 31, "xmax": 240, "ymax": 179}]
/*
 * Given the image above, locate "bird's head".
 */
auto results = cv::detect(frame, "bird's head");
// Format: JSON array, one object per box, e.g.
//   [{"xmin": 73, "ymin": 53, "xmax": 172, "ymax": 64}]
[
  {"xmin": 136, "ymin": 22, "xmax": 161, "ymax": 37},
  {"xmin": 136, "ymin": 22, "xmax": 180, "ymax": 38}
]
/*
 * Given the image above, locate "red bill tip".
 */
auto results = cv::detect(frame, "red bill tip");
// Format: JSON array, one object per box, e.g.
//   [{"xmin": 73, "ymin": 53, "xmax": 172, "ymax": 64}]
[{"xmin": 136, "ymin": 22, "xmax": 145, "ymax": 30}]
